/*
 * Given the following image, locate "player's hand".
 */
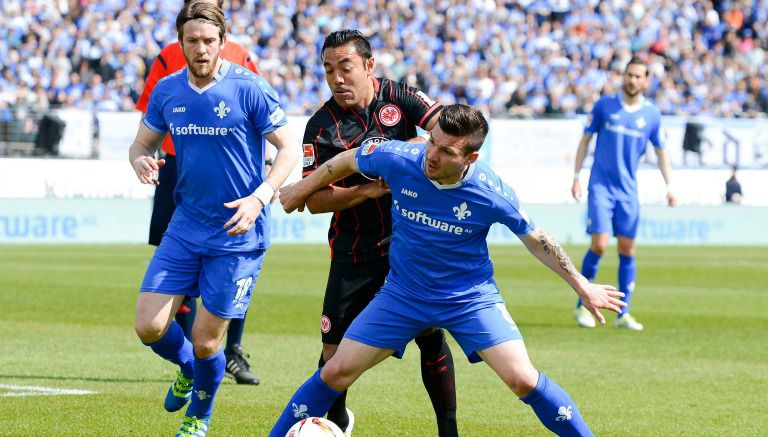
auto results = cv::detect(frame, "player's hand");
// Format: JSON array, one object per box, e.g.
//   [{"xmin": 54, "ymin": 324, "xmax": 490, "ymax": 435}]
[
  {"xmin": 578, "ymin": 282, "xmax": 625, "ymax": 325},
  {"xmin": 667, "ymin": 192, "xmax": 677, "ymax": 207},
  {"xmin": 132, "ymin": 157, "xmax": 165, "ymax": 185},
  {"xmin": 279, "ymin": 183, "xmax": 307, "ymax": 213},
  {"xmin": 571, "ymin": 179, "xmax": 582, "ymax": 202},
  {"xmin": 364, "ymin": 179, "xmax": 391, "ymax": 199},
  {"xmin": 223, "ymin": 195, "xmax": 264, "ymax": 236}
]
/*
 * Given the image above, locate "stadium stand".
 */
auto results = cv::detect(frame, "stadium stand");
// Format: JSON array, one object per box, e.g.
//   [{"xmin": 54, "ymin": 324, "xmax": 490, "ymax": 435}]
[{"xmin": 1, "ymin": 0, "xmax": 766, "ymax": 154}]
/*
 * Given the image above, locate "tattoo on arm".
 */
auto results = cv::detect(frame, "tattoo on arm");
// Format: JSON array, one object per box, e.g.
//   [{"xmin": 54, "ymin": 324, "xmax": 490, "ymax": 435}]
[
  {"xmin": 538, "ymin": 231, "xmax": 579, "ymax": 276},
  {"xmin": 326, "ymin": 162, "xmax": 334, "ymax": 177}
]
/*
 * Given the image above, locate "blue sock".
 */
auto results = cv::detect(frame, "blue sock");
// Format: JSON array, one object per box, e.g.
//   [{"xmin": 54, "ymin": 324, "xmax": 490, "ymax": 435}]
[
  {"xmin": 618, "ymin": 254, "xmax": 636, "ymax": 316},
  {"xmin": 576, "ymin": 249, "xmax": 602, "ymax": 307},
  {"xmin": 269, "ymin": 369, "xmax": 343, "ymax": 437},
  {"xmin": 225, "ymin": 313, "xmax": 246, "ymax": 354},
  {"xmin": 520, "ymin": 372, "xmax": 594, "ymax": 437},
  {"xmin": 186, "ymin": 350, "xmax": 226, "ymax": 418},
  {"xmin": 145, "ymin": 321, "xmax": 194, "ymax": 377}
]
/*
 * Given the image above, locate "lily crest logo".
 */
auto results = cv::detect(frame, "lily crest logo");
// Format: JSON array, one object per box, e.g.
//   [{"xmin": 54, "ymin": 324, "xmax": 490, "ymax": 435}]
[
  {"xmin": 214, "ymin": 100, "xmax": 231, "ymax": 119},
  {"xmin": 453, "ymin": 202, "xmax": 472, "ymax": 220}
]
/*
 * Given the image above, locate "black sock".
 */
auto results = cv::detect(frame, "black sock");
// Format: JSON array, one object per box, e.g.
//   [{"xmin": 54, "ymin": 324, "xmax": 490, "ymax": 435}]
[
  {"xmin": 319, "ymin": 352, "xmax": 350, "ymax": 431},
  {"xmin": 174, "ymin": 296, "xmax": 196, "ymax": 341},
  {"xmin": 225, "ymin": 316, "xmax": 246, "ymax": 355},
  {"xmin": 415, "ymin": 329, "xmax": 458, "ymax": 437}
]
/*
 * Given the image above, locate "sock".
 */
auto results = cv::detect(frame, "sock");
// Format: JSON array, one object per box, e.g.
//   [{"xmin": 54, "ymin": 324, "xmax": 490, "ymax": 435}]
[
  {"xmin": 145, "ymin": 321, "xmax": 194, "ymax": 377},
  {"xmin": 520, "ymin": 372, "xmax": 594, "ymax": 437},
  {"xmin": 576, "ymin": 249, "xmax": 602, "ymax": 307},
  {"xmin": 269, "ymin": 369, "xmax": 343, "ymax": 437},
  {"xmin": 617, "ymin": 254, "xmax": 636, "ymax": 316},
  {"xmin": 225, "ymin": 314, "xmax": 247, "ymax": 355},
  {"xmin": 319, "ymin": 353, "xmax": 350, "ymax": 431},
  {"xmin": 175, "ymin": 296, "xmax": 197, "ymax": 342},
  {"xmin": 185, "ymin": 350, "xmax": 226, "ymax": 418},
  {"xmin": 415, "ymin": 329, "xmax": 458, "ymax": 437}
]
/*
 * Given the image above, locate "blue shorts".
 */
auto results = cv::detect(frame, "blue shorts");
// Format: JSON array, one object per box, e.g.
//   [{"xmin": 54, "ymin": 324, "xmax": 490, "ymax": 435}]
[
  {"xmin": 344, "ymin": 281, "xmax": 523, "ymax": 363},
  {"xmin": 587, "ymin": 193, "xmax": 639, "ymax": 238},
  {"xmin": 140, "ymin": 233, "xmax": 265, "ymax": 319}
]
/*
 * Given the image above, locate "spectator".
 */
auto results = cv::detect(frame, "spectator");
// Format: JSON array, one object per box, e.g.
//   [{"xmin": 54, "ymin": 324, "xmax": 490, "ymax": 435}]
[{"xmin": 725, "ymin": 165, "xmax": 744, "ymax": 203}]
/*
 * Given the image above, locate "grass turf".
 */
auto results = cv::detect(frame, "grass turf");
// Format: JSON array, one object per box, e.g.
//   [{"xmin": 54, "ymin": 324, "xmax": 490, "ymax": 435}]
[{"xmin": 0, "ymin": 244, "xmax": 765, "ymax": 436}]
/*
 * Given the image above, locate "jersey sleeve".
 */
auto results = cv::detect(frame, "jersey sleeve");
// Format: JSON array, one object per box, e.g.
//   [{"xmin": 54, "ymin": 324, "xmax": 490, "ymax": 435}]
[
  {"xmin": 584, "ymin": 97, "xmax": 603, "ymax": 136},
  {"xmin": 390, "ymin": 80, "xmax": 442, "ymax": 129},
  {"xmin": 301, "ymin": 115, "xmax": 326, "ymax": 177},
  {"xmin": 495, "ymin": 180, "xmax": 536, "ymax": 236},
  {"xmin": 135, "ymin": 52, "xmax": 170, "ymax": 113},
  {"xmin": 142, "ymin": 83, "xmax": 167, "ymax": 133},
  {"xmin": 247, "ymin": 76, "xmax": 287, "ymax": 135},
  {"xmin": 648, "ymin": 110, "xmax": 666, "ymax": 149},
  {"xmin": 354, "ymin": 141, "xmax": 400, "ymax": 181}
]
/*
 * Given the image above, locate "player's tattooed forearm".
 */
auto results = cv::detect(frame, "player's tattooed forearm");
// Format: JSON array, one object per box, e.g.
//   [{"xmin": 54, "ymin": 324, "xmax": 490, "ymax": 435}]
[
  {"xmin": 538, "ymin": 231, "xmax": 579, "ymax": 276},
  {"xmin": 326, "ymin": 162, "xmax": 334, "ymax": 177}
]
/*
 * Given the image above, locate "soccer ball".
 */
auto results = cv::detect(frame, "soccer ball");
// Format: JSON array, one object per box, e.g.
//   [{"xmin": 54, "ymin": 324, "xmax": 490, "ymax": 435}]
[{"xmin": 285, "ymin": 417, "xmax": 344, "ymax": 437}]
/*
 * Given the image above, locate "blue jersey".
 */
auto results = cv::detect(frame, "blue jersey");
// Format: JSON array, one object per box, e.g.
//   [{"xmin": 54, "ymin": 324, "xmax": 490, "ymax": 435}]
[
  {"xmin": 144, "ymin": 61, "xmax": 287, "ymax": 251},
  {"xmin": 586, "ymin": 94, "xmax": 664, "ymax": 200},
  {"xmin": 355, "ymin": 141, "xmax": 535, "ymax": 298}
]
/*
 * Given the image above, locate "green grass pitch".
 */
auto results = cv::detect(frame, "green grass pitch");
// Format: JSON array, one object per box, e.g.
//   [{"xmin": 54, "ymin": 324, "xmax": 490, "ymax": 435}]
[{"xmin": 0, "ymin": 244, "xmax": 766, "ymax": 436}]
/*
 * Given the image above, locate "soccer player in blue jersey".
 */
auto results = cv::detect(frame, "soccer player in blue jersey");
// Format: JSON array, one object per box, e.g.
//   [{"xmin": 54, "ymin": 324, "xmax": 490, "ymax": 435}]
[
  {"xmin": 571, "ymin": 56, "xmax": 676, "ymax": 331},
  {"xmin": 272, "ymin": 104, "xmax": 625, "ymax": 436},
  {"xmin": 128, "ymin": 3, "xmax": 299, "ymax": 436}
]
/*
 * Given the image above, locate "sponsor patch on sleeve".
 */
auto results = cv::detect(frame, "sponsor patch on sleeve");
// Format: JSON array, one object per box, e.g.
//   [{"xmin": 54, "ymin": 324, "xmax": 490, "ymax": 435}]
[
  {"xmin": 269, "ymin": 107, "xmax": 286, "ymax": 125},
  {"xmin": 303, "ymin": 144, "xmax": 315, "ymax": 167},
  {"xmin": 361, "ymin": 142, "xmax": 380, "ymax": 156}
]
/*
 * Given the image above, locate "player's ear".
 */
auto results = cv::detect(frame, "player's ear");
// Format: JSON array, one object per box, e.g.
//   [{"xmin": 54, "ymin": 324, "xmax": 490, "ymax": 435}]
[
  {"xmin": 220, "ymin": 34, "xmax": 227, "ymax": 48},
  {"xmin": 365, "ymin": 56, "xmax": 375, "ymax": 74},
  {"xmin": 466, "ymin": 151, "xmax": 480, "ymax": 164}
]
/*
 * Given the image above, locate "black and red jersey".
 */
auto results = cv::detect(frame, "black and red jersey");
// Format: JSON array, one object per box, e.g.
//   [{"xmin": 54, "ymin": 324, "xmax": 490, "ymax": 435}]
[{"xmin": 302, "ymin": 77, "xmax": 441, "ymax": 263}]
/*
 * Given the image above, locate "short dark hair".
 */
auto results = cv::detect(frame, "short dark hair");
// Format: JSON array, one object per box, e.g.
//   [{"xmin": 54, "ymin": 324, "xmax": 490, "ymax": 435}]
[
  {"xmin": 183, "ymin": 0, "xmax": 224, "ymax": 8},
  {"xmin": 438, "ymin": 104, "xmax": 489, "ymax": 154},
  {"xmin": 321, "ymin": 29, "xmax": 372, "ymax": 61},
  {"xmin": 625, "ymin": 55, "xmax": 649, "ymax": 76},
  {"xmin": 176, "ymin": 2, "xmax": 226, "ymax": 41}
]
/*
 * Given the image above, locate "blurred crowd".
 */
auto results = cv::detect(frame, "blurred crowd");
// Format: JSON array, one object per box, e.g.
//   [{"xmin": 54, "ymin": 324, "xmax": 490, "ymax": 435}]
[{"xmin": 1, "ymin": 0, "xmax": 767, "ymax": 121}]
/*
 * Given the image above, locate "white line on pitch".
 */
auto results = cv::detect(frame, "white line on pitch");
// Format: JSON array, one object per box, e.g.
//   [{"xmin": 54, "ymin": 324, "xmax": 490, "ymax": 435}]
[{"xmin": 0, "ymin": 384, "xmax": 96, "ymax": 397}]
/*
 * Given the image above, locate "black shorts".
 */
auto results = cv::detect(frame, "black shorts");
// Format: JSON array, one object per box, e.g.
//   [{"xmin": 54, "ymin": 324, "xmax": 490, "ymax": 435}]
[
  {"xmin": 148, "ymin": 154, "xmax": 177, "ymax": 246},
  {"xmin": 321, "ymin": 256, "xmax": 389, "ymax": 345}
]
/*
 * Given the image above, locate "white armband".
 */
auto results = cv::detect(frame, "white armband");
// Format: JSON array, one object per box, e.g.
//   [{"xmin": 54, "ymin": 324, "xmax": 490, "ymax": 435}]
[
  {"xmin": 573, "ymin": 170, "xmax": 582, "ymax": 181},
  {"xmin": 251, "ymin": 182, "xmax": 275, "ymax": 206}
]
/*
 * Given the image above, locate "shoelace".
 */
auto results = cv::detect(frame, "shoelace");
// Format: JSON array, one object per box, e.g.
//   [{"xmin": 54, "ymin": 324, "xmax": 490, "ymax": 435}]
[
  {"xmin": 173, "ymin": 373, "xmax": 193, "ymax": 395},
  {"xmin": 229, "ymin": 353, "xmax": 251, "ymax": 372},
  {"xmin": 180, "ymin": 416, "xmax": 207, "ymax": 434}
]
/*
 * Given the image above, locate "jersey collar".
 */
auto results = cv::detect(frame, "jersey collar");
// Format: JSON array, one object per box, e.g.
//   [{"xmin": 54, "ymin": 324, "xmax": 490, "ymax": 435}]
[
  {"xmin": 422, "ymin": 154, "xmax": 477, "ymax": 190},
  {"xmin": 187, "ymin": 60, "xmax": 231, "ymax": 94}
]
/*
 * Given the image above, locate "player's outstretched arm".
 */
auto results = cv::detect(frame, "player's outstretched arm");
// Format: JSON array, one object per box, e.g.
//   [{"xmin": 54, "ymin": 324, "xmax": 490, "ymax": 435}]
[
  {"xmin": 655, "ymin": 148, "xmax": 677, "ymax": 207},
  {"xmin": 280, "ymin": 148, "xmax": 360, "ymax": 213},
  {"xmin": 571, "ymin": 133, "xmax": 593, "ymax": 202},
  {"xmin": 520, "ymin": 227, "xmax": 625, "ymax": 325},
  {"xmin": 303, "ymin": 179, "xmax": 390, "ymax": 214},
  {"xmin": 128, "ymin": 123, "xmax": 166, "ymax": 185}
]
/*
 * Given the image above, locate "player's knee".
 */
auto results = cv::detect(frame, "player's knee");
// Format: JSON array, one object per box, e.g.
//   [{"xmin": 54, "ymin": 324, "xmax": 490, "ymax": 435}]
[
  {"xmin": 134, "ymin": 319, "xmax": 165, "ymax": 343},
  {"xmin": 502, "ymin": 367, "xmax": 539, "ymax": 397},
  {"xmin": 319, "ymin": 358, "xmax": 355, "ymax": 391},
  {"xmin": 590, "ymin": 244, "xmax": 607, "ymax": 256},
  {"xmin": 192, "ymin": 338, "xmax": 221, "ymax": 359}
]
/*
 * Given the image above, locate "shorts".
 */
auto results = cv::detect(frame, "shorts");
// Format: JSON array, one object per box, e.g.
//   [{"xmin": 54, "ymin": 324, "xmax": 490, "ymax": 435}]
[
  {"xmin": 149, "ymin": 154, "xmax": 177, "ymax": 246},
  {"xmin": 140, "ymin": 233, "xmax": 265, "ymax": 319},
  {"xmin": 587, "ymin": 192, "xmax": 640, "ymax": 238},
  {"xmin": 344, "ymin": 281, "xmax": 523, "ymax": 363},
  {"xmin": 321, "ymin": 256, "xmax": 389, "ymax": 345}
]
